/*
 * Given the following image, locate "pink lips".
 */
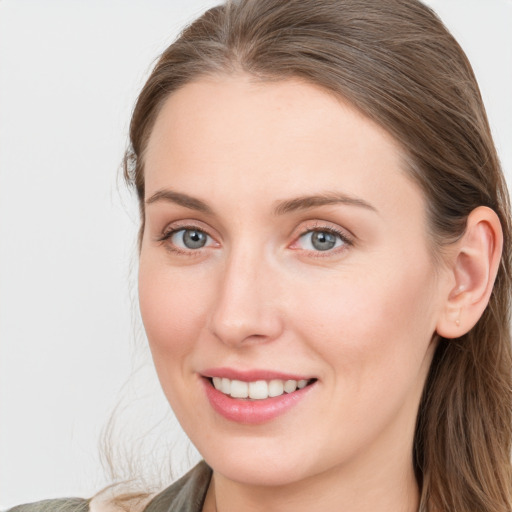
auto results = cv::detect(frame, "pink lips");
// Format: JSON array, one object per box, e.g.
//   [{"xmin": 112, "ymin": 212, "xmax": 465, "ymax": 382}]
[{"xmin": 201, "ymin": 368, "xmax": 316, "ymax": 424}]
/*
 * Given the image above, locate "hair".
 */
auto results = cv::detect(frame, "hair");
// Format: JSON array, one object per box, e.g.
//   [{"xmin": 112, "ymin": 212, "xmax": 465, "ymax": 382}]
[{"xmin": 123, "ymin": 1, "xmax": 512, "ymax": 510}]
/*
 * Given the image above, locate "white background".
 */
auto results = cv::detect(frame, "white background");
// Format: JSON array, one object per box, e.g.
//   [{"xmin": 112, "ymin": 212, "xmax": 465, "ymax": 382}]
[{"xmin": 1, "ymin": 0, "xmax": 511, "ymax": 507}]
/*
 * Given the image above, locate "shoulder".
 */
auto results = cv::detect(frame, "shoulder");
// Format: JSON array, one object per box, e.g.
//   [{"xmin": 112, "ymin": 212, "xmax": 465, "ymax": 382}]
[
  {"xmin": 6, "ymin": 462, "xmax": 211, "ymax": 512},
  {"xmin": 143, "ymin": 461, "xmax": 212, "ymax": 512},
  {"xmin": 6, "ymin": 498, "xmax": 89, "ymax": 512}
]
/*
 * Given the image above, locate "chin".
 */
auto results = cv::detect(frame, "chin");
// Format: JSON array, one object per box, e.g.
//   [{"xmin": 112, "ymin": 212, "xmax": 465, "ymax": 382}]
[
  {"xmin": 192, "ymin": 429, "xmax": 338, "ymax": 488},
  {"xmin": 205, "ymin": 452, "xmax": 311, "ymax": 487}
]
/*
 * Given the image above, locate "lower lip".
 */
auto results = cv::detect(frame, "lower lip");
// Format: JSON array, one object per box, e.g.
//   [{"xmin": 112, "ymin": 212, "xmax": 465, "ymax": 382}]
[{"xmin": 202, "ymin": 378, "xmax": 315, "ymax": 424}]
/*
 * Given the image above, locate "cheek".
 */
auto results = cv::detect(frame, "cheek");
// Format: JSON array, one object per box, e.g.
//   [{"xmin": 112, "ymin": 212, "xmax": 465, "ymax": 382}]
[
  {"xmin": 138, "ymin": 259, "xmax": 211, "ymax": 372},
  {"xmin": 295, "ymin": 254, "xmax": 438, "ymax": 397}
]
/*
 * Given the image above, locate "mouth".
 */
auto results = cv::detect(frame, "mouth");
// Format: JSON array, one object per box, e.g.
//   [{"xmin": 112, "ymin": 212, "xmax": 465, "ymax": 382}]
[
  {"xmin": 200, "ymin": 368, "xmax": 318, "ymax": 423},
  {"xmin": 207, "ymin": 376, "xmax": 317, "ymax": 400}
]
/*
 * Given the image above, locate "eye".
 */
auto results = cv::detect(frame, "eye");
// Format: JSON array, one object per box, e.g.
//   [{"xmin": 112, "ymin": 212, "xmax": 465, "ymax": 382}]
[
  {"xmin": 167, "ymin": 228, "xmax": 213, "ymax": 250},
  {"xmin": 296, "ymin": 229, "xmax": 348, "ymax": 252}
]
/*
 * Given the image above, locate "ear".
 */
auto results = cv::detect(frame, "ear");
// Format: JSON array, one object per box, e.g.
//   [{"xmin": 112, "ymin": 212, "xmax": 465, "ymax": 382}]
[{"xmin": 436, "ymin": 206, "xmax": 503, "ymax": 339}]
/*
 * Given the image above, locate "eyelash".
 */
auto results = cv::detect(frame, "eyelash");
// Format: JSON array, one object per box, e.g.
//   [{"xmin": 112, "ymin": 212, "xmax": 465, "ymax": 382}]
[
  {"xmin": 157, "ymin": 223, "xmax": 354, "ymax": 257},
  {"xmin": 291, "ymin": 224, "xmax": 354, "ymax": 257},
  {"xmin": 157, "ymin": 224, "xmax": 216, "ymax": 256}
]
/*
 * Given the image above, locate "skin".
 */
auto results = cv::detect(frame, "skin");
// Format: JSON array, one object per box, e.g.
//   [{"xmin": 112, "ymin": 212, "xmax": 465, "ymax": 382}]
[{"xmin": 138, "ymin": 75, "xmax": 459, "ymax": 512}]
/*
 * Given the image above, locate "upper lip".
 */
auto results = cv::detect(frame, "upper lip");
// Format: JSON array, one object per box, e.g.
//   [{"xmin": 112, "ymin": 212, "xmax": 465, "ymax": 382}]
[{"xmin": 201, "ymin": 367, "xmax": 314, "ymax": 382}]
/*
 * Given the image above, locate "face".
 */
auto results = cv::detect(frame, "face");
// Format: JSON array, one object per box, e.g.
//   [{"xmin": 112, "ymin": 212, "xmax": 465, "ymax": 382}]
[{"xmin": 139, "ymin": 75, "xmax": 448, "ymax": 488}]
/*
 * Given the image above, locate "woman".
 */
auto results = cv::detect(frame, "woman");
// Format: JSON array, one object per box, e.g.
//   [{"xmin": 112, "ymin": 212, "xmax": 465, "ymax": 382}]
[{"xmin": 9, "ymin": 0, "xmax": 511, "ymax": 511}]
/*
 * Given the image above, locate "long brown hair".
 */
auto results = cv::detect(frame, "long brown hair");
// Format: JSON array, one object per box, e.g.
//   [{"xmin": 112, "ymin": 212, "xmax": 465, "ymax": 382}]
[{"xmin": 124, "ymin": 1, "xmax": 512, "ymax": 510}]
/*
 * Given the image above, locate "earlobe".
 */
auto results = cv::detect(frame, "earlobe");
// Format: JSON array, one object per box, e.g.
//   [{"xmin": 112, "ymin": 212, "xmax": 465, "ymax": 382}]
[{"xmin": 436, "ymin": 206, "xmax": 503, "ymax": 339}]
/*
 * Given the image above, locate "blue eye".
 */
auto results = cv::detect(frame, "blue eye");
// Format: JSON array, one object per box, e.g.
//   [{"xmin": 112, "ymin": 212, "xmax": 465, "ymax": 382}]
[
  {"xmin": 297, "ymin": 230, "xmax": 345, "ymax": 251},
  {"xmin": 170, "ymin": 228, "xmax": 211, "ymax": 250}
]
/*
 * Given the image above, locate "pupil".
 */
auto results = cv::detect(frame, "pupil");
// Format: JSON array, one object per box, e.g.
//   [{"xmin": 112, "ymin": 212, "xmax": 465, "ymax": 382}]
[
  {"xmin": 183, "ymin": 230, "xmax": 207, "ymax": 249},
  {"xmin": 312, "ymin": 231, "xmax": 336, "ymax": 251}
]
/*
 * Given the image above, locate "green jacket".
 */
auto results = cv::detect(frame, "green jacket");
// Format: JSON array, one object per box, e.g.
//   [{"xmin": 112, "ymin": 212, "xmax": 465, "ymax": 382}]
[{"xmin": 7, "ymin": 462, "xmax": 212, "ymax": 512}]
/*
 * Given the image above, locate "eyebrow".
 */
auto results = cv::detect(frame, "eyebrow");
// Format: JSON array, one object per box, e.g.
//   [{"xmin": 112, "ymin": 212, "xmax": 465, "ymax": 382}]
[
  {"xmin": 145, "ymin": 189, "xmax": 213, "ymax": 214},
  {"xmin": 273, "ymin": 193, "xmax": 378, "ymax": 215},
  {"xmin": 145, "ymin": 189, "xmax": 377, "ymax": 216}
]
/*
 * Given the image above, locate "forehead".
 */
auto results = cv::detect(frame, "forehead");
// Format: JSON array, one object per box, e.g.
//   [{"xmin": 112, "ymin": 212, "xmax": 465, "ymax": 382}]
[{"xmin": 143, "ymin": 74, "xmax": 423, "ymax": 219}]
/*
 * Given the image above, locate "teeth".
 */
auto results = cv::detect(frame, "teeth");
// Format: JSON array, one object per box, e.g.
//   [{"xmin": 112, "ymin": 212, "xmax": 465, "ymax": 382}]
[
  {"xmin": 230, "ymin": 379, "xmax": 249, "ymax": 398},
  {"xmin": 249, "ymin": 380, "xmax": 268, "ymax": 399},
  {"xmin": 221, "ymin": 377, "xmax": 231, "ymax": 394},
  {"xmin": 284, "ymin": 379, "xmax": 297, "ymax": 393},
  {"xmin": 297, "ymin": 379, "xmax": 307, "ymax": 389},
  {"xmin": 211, "ymin": 377, "xmax": 311, "ymax": 399},
  {"xmin": 268, "ymin": 379, "xmax": 284, "ymax": 397}
]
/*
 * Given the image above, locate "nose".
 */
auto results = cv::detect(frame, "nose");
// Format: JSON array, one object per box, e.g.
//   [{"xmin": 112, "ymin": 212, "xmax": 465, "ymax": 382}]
[{"xmin": 208, "ymin": 246, "xmax": 284, "ymax": 348}]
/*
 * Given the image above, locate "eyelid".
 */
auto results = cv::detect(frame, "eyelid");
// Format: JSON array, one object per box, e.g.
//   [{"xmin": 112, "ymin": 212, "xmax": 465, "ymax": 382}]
[
  {"xmin": 288, "ymin": 221, "xmax": 355, "ymax": 254},
  {"xmin": 154, "ymin": 219, "xmax": 354, "ymax": 256},
  {"xmin": 156, "ymin": 220, "xmax": 220, "ymax": 254},
  {"xmin": 157, "ymin": 218, "xmax": 217, "ymax": 239}
]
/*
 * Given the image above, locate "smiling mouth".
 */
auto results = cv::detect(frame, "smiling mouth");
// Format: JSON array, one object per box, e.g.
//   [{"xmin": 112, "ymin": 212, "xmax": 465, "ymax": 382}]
[{"xmin": 208, "ymin": 377, "xmax": 317, "ymax": 400}]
